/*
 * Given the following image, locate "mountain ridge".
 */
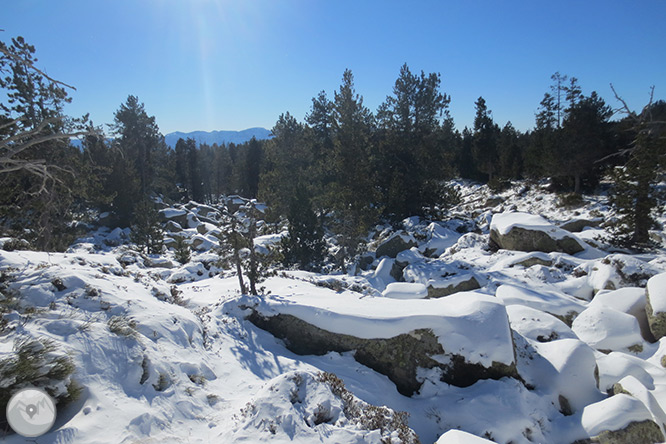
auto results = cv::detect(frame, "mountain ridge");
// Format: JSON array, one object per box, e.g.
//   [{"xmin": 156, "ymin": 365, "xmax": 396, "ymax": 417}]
[{"xmin": 164, "ymin": 127, "xmax": 271, "ymax": 148}]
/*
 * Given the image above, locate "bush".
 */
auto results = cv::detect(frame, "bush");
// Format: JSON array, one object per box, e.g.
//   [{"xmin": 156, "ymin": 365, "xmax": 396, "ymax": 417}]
[
  {"xmin": 173, "ymin": 235, "xmax": 191, "ymax": 265},
  {"xmin": 0, "ymin": 338, "xmax": 80, "ymax": 430},
  {"xmin": 317, "ymin": 372, "xmax": 420, "ymax": 444},
  {"xmin": 108, "ymin": 315, "xmax": 138, "ymax": 338}
]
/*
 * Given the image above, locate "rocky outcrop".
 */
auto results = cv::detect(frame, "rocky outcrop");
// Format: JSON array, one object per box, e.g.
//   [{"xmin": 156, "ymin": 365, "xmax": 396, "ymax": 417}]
[{"xmin": 246, "ymin": 311, "xmax": 519, "ymax": 396}]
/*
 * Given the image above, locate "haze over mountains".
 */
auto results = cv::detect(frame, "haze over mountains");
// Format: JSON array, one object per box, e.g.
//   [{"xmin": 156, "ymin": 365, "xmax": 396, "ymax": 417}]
[{"xmin": 164, "ymin": 127, "xmax": 271, "ymax": 148}]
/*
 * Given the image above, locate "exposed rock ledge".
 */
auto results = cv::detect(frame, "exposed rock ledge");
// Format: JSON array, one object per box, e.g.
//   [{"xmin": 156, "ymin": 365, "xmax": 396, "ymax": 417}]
[{"xmin": 247, "ymin": 310, "xmax": 520, "ymax": 396}]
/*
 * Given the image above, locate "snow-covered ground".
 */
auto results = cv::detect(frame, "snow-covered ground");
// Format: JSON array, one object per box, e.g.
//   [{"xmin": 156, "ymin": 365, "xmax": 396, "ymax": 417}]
[{"xmin": 1, "ymin": 181, "xmax": 666, "ymax": 443}]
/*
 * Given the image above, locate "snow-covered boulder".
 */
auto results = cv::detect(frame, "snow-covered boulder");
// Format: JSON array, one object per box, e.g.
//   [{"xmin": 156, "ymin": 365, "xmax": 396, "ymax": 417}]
[
  {"xmin": 382, "ymin": 282, "xmax": 427, "ymax": 299},
  {"xmin": 596, "ymin": 352, "xmax": 656, "ymax": 393},
  {"xmin": 577, "ymin": 394, "xmax": 664, "ymax": 444},
  {"xmin": 375, "ymin": 231, "xmax": 418, "ymax": 258},
  {"xmin": 572, "ymin": 305, "xmax": 644, "ymax": 352},
  {"xmin": 435, "ymin": 429, "xmax": 495, "ymax": 443},
  {"xmin": 496, "ymin": 284, "xmax": 586, "ymax": 325},
  {"xmin": 533, "ymin": 339, "xmax": 603, "ymax": 415},
  {"xmin": 243, "ymin": 290, "xmax": 519, "ymax": 396},
  {"xmin": 506, "ymin": 305, "xmax": 577, "ymax": 343},
  {"xmin": 489, "ymin": 212, "xmax": 585, "ymax": 255},
  {"xmin": 590, "ymin": 287, "xmax": 653, "ymax": 341},
  {"xmin": 646, "ymin": 272, "xmax": 666, "ymax": 340},
  {"xmin": 612, "ymin": 375, "xmax": 666, "ymax": 437},
  {"xmin": 158, "ymin": 208, "xmax": 189, "ymax": 227}
]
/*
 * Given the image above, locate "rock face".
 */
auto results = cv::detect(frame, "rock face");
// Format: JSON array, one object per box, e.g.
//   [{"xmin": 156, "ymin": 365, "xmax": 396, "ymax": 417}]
[
  {"xmin": 247, "ymin": 311, "xmax": 519, "ymax": 396},
  {"xmin": 646, "ymin": 273, "xmax": 666, "ymax": 340},
  {"xmin": 490, "ymin": 212, "xmax": 585, "ymax": 255},
  {"xmin": 375, "ymin": 232, "xmax": 418, "ymax": 259}
]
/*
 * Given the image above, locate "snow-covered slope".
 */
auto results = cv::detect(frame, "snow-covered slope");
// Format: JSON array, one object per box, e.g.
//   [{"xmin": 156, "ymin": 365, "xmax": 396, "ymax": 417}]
[{"xmin": 2, "ymin": 181, "xmax": 666, "ymax": 443}]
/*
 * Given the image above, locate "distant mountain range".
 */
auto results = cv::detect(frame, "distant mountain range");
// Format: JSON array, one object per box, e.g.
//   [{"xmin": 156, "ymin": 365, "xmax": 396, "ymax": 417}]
[{"xmin": 164, "ymin": 127, "xmax": 271, "ymax": 148}]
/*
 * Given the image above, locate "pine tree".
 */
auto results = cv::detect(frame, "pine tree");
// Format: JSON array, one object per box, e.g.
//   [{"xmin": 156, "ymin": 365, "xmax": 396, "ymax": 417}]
[
  {"xmin": 280, "ymin": 187, "xmax": 326, "ymax": 271},
  {"xmin": 471, "ymin": 97, "xmax": 500, "ymax": 183},
  {"xmin": 328, "ymin": 69, "xmax": 379, "ymax": 264},
  {"xmin": 375, "ymin": 64, "xmax": 452, "ymax": 220},
  {"xmin": 130, "ymin": 199, "xmax": 164, "ymax": 254},
  {"xmin": 608, "ymin": 89, "xmax": 666, "ymax": 249},
  {"xmin": 0, "ymin": 36, "xmax": 94, "ymax": 250}
]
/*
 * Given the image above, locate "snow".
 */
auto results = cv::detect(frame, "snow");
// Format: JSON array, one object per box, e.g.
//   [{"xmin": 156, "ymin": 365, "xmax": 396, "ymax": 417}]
[
  {"xmin": 496, "ymin": 284, "xmax": 586, "ymax": 320},
  {"xmin": 490, "ymin": 212, "xmax": 581, "ymax": 241},
  {"xmin": 571, "ymin": 305, "xmax": 644, "ymax": 351},
  {"xmin": 647, "ymin": 272, "xmax": 666, "ymax": 314},
  {"xmin": 436, "ymin": 429, "xmax": 495, "ymax": 443},
  {"xmin": 3, "ymin": 181, "xmax": 666, "ymax": 443},
  {"xmin": 245, "ymin": 287, "xmax": 515, "ymax": 368},
  {"xmin": 580, "ymin": 394, "xmax": 654, "ymax": 437},
  {"xmin": 382, "ymin": 282, "xmax": 428, "ymax": 299}
]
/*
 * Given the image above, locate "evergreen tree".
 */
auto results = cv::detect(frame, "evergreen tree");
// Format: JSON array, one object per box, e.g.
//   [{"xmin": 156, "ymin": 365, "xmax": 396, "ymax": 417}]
[
  {"xmin": 471, "ymin": 97, "xmax": 500, "ymax": 182},
  {"xmin": 130, "ymin": 199, "xmax": 164, "ymax": 254},
  {"xmin": 497, "ymin": 122, "xmax": 523, "ymax": 179},
  {"xmin": 376, "ymin": 64, "xmax": 452, "ymax": 219},
  {"xmin": 244, "ymin": 137, "xmax": 262, "ymax": 199},
  {"xmin": 280, "ymin": 187, "xmax": 326, "ymax": 271},
  {"xmin": 559, "ymin": 91, "xmax": 613, "ymax": 193},
  {"xmin": 0, "ymin": 36, "xmax": 93, "ymax": 250},
  {"xmin": 608, "ymin": 91, "xmax": 666, "ymax": 249},
  {"xmin": 111, "ymin": 95, "xmax": 162, "ymax": 197},
  {"xmin": 328, "ymin": 69, "xmax": 379, "ymax": 264}
]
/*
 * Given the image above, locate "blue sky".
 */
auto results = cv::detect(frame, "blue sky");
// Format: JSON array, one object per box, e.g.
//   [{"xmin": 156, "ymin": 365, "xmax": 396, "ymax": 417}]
[{"xmin": 3, "ymin": 1, "xmax": 665, "ymax": 135}]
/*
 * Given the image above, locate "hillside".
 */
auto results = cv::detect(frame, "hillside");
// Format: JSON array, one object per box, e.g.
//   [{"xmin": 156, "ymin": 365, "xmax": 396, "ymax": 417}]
[{"xmin": 1, "ymin": 182, "xmax": 666, "ymax": 443}]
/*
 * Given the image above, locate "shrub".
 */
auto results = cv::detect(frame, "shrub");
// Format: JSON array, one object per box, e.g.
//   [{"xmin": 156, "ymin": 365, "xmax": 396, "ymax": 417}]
[
  {"xmin": 0, "ymin": 338, "xmax": 80, "ymax": 430},
  {"xmin": 317, "ymin": 372, "xmax": 420, "ymax": 444},
  {"xmin": 108, "ymin": 315, "xmax": 137, "ymax": 338}
]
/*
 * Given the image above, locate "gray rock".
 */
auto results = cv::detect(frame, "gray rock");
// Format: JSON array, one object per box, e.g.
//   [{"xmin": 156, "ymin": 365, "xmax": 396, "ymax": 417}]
[
  {"xmin": 375, "ymin": 232, "xmax": 418, "ymax": 258},
  {"xmin": 560, "ymin": 218, "xmax": 601, "ymax": 233},
  {"xmin": 165, "ymin": 220, "xmax": 183, "ymax": 233},
  {"xmin": 646, "ymin": 296, "xmax": 666, "ymax": 341},
  {"xmin": 490, "ymin": 226, "xmax": 585, "ymax": 255},
  {"xmin": 427, "ymin": 275, "xmax": 481, "ymax": 298},
  {"xmin": 247, "ymin": 311, "xmax": 519, "ymax": 396}
]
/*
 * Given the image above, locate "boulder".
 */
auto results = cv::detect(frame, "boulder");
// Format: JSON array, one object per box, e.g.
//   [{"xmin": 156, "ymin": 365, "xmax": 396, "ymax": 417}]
[
  {"xmin": 427, "ymin": 274, "xmax": 480, "ymax": 298},
  {"xmin": 646, "ymin": 273, "xmax": 666, "ymax": 340},
  {"xmin": 559, "ymin": 218, "xmax": 601, "ymax": 233},
  {"xmin": 436, "ymin": 430, "xmax": 495, "ymax": 443},
  {"xmin": 382, "ymin": 282, "xmax": 428, "ymax": 299},
  {"xmin": 576, "ymin": 394, "xmax": 664, "ymax": 444},
  {"xmin": 244, "ymin": 292, "xmax": 519, "ymax": 396},
  {"xmin": 572, "ymin": 305, "xmax": 644, "ymax": 352},
  {"xmin": 248, "ymin": 312, "xmax": 518, "ymax": 396},
  {"xmin": 164, "ymin": 220, "xmax": 183, "ymax": 233},
  {"xmin": 489, "ymin": 212, "xmax": 585, "ymax": 255},
  {"xmin": 375, "ymin": 232, "xmax": 418, "ymax": 258}
]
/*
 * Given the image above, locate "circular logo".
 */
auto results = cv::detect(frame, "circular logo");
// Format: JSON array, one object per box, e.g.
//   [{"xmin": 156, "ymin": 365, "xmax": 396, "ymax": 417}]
[{"xmin": 6, "ymin": 388, "xmax": 57, "ymax": 437}]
